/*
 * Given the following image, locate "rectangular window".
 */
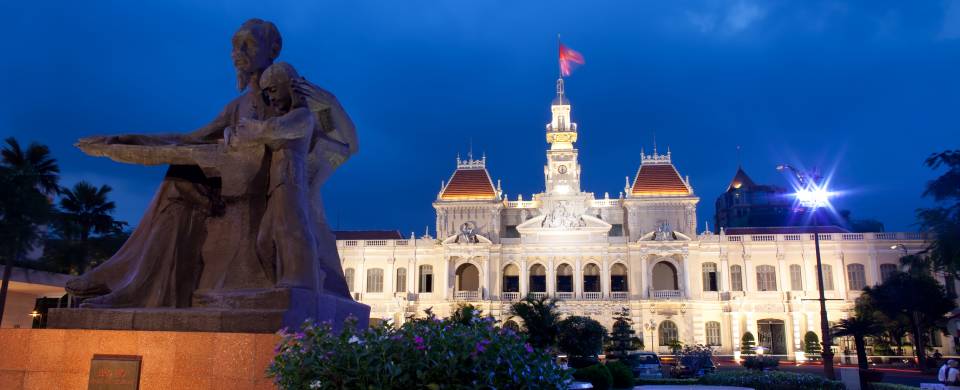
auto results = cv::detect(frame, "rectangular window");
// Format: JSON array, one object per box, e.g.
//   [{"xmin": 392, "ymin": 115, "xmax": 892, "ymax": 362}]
[
  {"xmin": 847, "ymin": 264, "xmax": 866, "ymax": 291},
  {"xmin": 757, "ymin": 265, "xmax": 777, "ymax": 292},
  {"xmin": 790, "ymin": 264, "xmax": 802, "ymax": 291},
  {"xmin": 880, "ymin": 264, "xmax": 897, "ymax": 281},
  {"xmin": 395, "ymin": 268, "xmax": 407, "ymax": 293},
  {"xmin": 705, "ymin": 322, "xmax": 721, "ymax": 346},
  {"xmin": 731, "ymin": 265, "xmax": 743, "ymax": 292},
  {"xmin": 419, "ymin": 265, "xmax": 433, "ymax": 293},
  {"xmin": 820, "ymin": 264, "xmax": 834, "ymax": 291},
  {"xmin": 702, "ymin": 263, "xmax": 718, "ymax": 292},
  {"xmin": 366, "ymin": 268, "xmax": 384, "ymax": 293}
]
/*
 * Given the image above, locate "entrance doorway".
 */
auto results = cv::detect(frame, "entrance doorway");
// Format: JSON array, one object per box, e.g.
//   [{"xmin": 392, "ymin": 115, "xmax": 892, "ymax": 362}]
[{"xmin": 757, "ymin": 319, "xmax": 787, "ymax": 355}]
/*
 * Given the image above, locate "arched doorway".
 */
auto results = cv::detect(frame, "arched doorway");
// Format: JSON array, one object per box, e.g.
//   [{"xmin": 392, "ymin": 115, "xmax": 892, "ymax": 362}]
[
  {"xmin": 502, "ymin": 264, "xmax": 519, "ymax": 293},
  {"xmin": 556, "ymin": 264, "xmax": 573, "ymax": 293},
  {"xmin": 757, "ymin": 319, "xmax": 787, "ymax": 355},
  {"xmin": 455, "ymin": 263, "xmax": 480, "ymax": 292},
  {"xmin": 529, "ymin": 264, "xmax": 546, "ymax": 293},
  {"xmin": 610, "ymin": 263, "xmax": 628, "ymax": 292},
  {"xmin": 583, "ymin": 263, "xmax": 601, "ymax": 292},
  {"xmin": 652, "ymin": 261, "xmax": 678, "ymax": 290}
]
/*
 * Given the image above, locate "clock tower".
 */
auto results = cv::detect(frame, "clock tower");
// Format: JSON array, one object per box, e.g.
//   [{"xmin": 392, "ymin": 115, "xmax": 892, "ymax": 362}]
[{"xmin": 544, "ymin": 78, "xmax": 581, "ymax": 195}]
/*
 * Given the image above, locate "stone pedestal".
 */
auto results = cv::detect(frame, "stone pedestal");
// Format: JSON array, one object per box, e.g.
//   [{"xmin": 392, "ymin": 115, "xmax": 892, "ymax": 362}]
[
  {"xmin": 0, "ymin": 328, "xmax": 278, "ymax": 390},
  {"xmin": 49, "ymin": 288, "xmax": 369, "ymax": 333}
]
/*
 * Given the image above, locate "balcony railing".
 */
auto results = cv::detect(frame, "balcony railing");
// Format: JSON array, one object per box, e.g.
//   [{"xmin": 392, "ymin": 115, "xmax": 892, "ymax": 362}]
[
  {"xmin": 556, "ymin": 292, "xmax": 575, "ymax": 300},
  {"xmin": 501, "ymin": 292, "xmax": 520, "ymax": 301},
  {"xmin": 454, "ymin": 290, "xmax": 480, "ymax": 301},
  {"xmin": 582, "ymin": 292, "xmax": 603, "ymax": 300},
  {"xmin": 610, "ymin": 291, "xmax": 629, "ymax": 300},
  {"xmin": 651, "ymin": 290, "xmax": 682, "ymax": 299},
  {"xmin": 712, "ymin": 232, "xmax": 927, "ymax": 243},
  {"xmin": 529, "ymin": 292, "xmax": 547, "ymax": 300}
]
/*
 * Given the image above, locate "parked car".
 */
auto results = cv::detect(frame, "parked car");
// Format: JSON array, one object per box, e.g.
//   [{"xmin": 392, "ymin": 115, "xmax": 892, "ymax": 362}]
[
  {"xmin": 620, "ymin": 352, "xmax": 663, "ymax": 378},
  {"xmin": 671, "ymin": 355, "xmax": 716, "ymax": 378}
]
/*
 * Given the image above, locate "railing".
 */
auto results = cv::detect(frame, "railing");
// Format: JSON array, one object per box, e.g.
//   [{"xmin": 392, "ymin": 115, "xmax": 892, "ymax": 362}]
[
  {"xmin": 582, "ymin": 292, "xmax": 603, "ymax": 300},
  {"xmin": 556, "ymin": 292, "xmax": 574, "ymax": 300},
  {"xmin": 751, "ymin": 235, "xmax": 776, "ymax": 242},
  {"xmin": 344, "ymin": 240, "xmax": 359, "ymax": 246},
  {"xmin": 501, "ymin": 292, "xmax": 520, "ymax": 301},
  {"xmin": 651, "ymin": 290, "xmax": 682, "ymax": 299},
  {"xmin": 454, "ymin": 290, "xmax": 480, "ymax": 301},
  {"xmin": 591, "ymin": 199, "xmax": 621, "ymax": 208},
  {"xmin": 395, "ymin": 240, "xmax": 410, "ymax": 246},
  {"xmin": 841, "ymin": 233, "xmax": 864, "ymax": 240},
  {"xmin": 784, "ymin": 234, "xmax": 801, "ymax": 241},
  {"xmin": 610, "ymin": 291, "xmax": 629, "ymax": 300},
  {"xmin": 709, "ymin": 232, "xmax": 927, "ymax": 243},
  {"xmin": 528, "ymin": 292, "xmax": 547, "ymax": 300},
  {"xmin": 505, "ymin": 200, "xmax": 540, "ymax": 209},
  {"xmin": 727, "ymin": 236, "xmax": 742, "ymax": 242}
]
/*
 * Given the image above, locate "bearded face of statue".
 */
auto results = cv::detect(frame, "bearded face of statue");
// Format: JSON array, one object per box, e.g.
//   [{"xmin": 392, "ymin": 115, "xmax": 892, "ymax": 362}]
[{"xmin": 231, "ymin": 19, "xmax": 282, "ymax": 91}]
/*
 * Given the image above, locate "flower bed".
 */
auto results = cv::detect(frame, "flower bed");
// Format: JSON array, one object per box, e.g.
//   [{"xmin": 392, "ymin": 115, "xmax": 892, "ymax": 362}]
[
  {"xmin": 698, "ymin": 370, "xmax": 845, "ymax": 390},
  {"xmin": 266, "ymin": 313, "xmax": 570, "ymax": 389}
]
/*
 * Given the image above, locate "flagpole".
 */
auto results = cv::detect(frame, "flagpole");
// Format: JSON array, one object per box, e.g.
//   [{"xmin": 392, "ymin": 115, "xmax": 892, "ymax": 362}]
[{"xmin": 557, "ymin": 33, "xmax": 562, "ymax": 79}]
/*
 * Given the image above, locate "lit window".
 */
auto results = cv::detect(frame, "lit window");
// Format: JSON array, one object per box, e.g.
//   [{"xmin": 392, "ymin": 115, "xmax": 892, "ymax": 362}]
[{"xmin": 705, "ymin": 321, "xmax": 721, "ymax": 346}]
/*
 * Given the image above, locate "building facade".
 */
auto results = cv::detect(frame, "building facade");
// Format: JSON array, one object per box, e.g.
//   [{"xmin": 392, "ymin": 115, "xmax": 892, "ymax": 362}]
[{"xmin": 337, "ymin": 78, "xmax": 942, "ymax": 358}]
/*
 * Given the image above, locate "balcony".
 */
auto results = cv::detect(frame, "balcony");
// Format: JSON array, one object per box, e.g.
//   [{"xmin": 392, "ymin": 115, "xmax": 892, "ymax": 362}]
[
  {"xmin": 610, "ymin": 291, "xmax": 629, "ymax": 300},
  {"xmin": 651, "ymin": 290, "xmax": 682, "ymax": 299},
  {"xmin": 556, "ymin": 292, "xmax": 575, "ymax": 300},
  {"xmin": 501, "ymin": 292, "xmax": 520, "ymax": 301},
  {"xmin": 582, "ymin": 292, "xmax": 603, "ymax": 300},
  {"xmin": 529, "ymin": 292, "xmax": 548, "ymax": 300},
  {"xmin": 454, "ymin": 290, "xmax": 480, "ymax": 301}
]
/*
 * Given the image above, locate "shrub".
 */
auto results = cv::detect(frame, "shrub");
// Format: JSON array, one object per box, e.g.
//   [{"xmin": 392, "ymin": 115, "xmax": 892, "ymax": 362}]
[
  {"xmin": 742, "ymin": 355, "xmax": 779, "ymax": 370},
  {"xmin": 675, "ymin": 344, "xmax": 714, "ymax": 377},
  {"xmin": 605, "ymin": 361, "xmax": 634, "ymax": 388},
  {"xmin": 870, "ymin": 383, "xmax": 918, "ymax": 390},
  {"xmin": 557, "ymin": 316, "xmax": 608, "ymax": 358},
  {"xmin": 741, "ymin": 331, "xmax": 757, "ymax": 355},
  {"xmin": 267, "ymin": 313, "xmax": 571, "ymax": 389},
  {"xmin": 700, "ymin": 370, "xmax": 845, "ymax": 390},
  {"xmin": 804, "ymin": 331, "xmax": 822, "ymax": 360},
  {"xmin": 573, "ymin": 363, "xmax": 612, "ymax": 390}
]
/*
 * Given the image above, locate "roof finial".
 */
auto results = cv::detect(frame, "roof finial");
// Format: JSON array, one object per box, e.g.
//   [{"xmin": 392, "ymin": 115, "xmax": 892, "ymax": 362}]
[
  {"xmin": 652, "ymin": 130, "xmax": 658, "ymax": 156},
  {"xmin": 468, "ymin": 138, "xmax": 474, "ymax": 161}
]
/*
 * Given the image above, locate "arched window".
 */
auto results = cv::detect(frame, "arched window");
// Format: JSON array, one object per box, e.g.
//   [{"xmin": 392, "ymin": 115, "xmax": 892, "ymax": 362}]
[
  {"xmin": 652, "ymin": 261, "xmax": 679, "ymax": 290},
  {"xmin": 789, "ymin": 264, "xmax": 802, "ymax": 291},
  {"xmin": 418, "ymin": 265, "xmax": 433, "ymax": 293},
  {"xmin": 847, "ymin": 264, "xmax": 866, "ymax": 291},
  {"xmin": 583, "ymin": 263, "xmax": 601, "ymax": 292},
  {"xmin": 880, "ymin": 264, "xmax": 897, "ymax": 281},
  {"xmin": 702, "ymin": 262, "xmax": 718, "ymax": 292},
  {"xmin": 756, "ymin": 265, "xmax": 777, "ymax": 291},
  {"xmin": 705, "ymin": 321, "xmax": 721, "ymax": 346},
  {"xmin": 820, "ymin": 264, "xmax": 835, "ymax": 291},
  {"xmin": 455, "ymin": 263, "xmax": 480, "ymax": 292},
  {"xmin": 502, "ymin": 264, "xmax": 520, "ymax": 293},
  {"xmin": 611, "ymin": 263, "xmax": 628, "ymax": 292},
  {"xmin": 529, "ymin": 264, "xmax": 546, "ymax": 293},
  {"xmin": 366, "ymin": 268, "xmax": 384, "ymax": 293},
  {"xmin": 730, "ymin": 265, "xmax": 743, "ymax": 291},
  {"xmin": 556, "ymin": 264, "xmax": 573, "ymax": 292},
  {"xmin": 344, "ymin": 268, "xmax": 355, "ymax": 293},
  {"xmin": 658, "ymin": 320, "xmax": 678, "ymax": 346},
  {"xmin": 395, "ymin": 268, "xmax": 407, "ymax": 293}
]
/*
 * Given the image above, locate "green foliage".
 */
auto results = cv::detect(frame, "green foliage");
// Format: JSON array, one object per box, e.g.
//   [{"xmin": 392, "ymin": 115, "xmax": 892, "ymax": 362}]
[
  {"xmin": 448, "ymin": 303, "xmax": 482, "ymax": 326},
  {"xmin": 634, "ymin": 378, "xmax": 698, "ymax": 385},
  {"xmin": 870, "ymin": 383, "xmax": 919, "ymax": 390},
  {"xmin": 573, "ymin": 364, "xmax": 612, "ymax": 390},
  {"xmin": 667, "ymin": 338, "xmax": 684, "ymax": 355},
  {"xmin": 916, "ymin": 150, "xmax": 960, "ymax": 279},
  {"xmin": 604, "ymin": 361, "xmax": 634, "ymax": 388},
  {"xmin": 676, "ymin": 344, "xmax": 714, "ymax": 376},
  {"xmin": 508, "ymin": 294, "xmax": 562, "ymax": 349},
  {"xmin": 741, "ymin": 331, "xmax": 756, "ymax": 355},
  {"xmin": 742, "ymin": 355, "xmax": 779, "ymax": 370},
  {"xmin": 699, "ymin": 370, "xmax": 845, "ymax": 390},
  {"xmin": 606, "ymin": 307, "xmax": 641, "ymax": 358},
  {"xmin": 803, "ymin": 331, "xmax": 822, "ymax": 360},
  {"xmin": 267, "ymin": 312, "xmax": 570, "ymax": 389},
  {"xmin": 832, "ymin": 314, "xmax": 883, "ymax": 369},
  {"xmin": 557, "ymin": 315, "xmax": 608, "ymax": 358}
]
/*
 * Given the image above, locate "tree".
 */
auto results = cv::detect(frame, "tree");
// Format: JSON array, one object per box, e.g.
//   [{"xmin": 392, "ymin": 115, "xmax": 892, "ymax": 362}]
[
  {"xmin": 47, "ymin": 181, "xmax": 125, "ymax": 274},
  {"xmin": 508, "ymin": 294, "xmax": 562, "ymax": 350},
  {"xmin": 0, "ymin": 138, "xmax": 59, "ymax": 324},
  {"xmin": 606, "ymin": 307, "xmax": 641, "ymax": 358},
  {"xmin": 557, "ymin": 316, "xmax": 608, "ymax": 358},
  {"xmin": 449, "ymin": 303, "xmax": 482, "ymax": 326},
  {"xmin": 863, "ymin": 271, "xmax": 956, "ymax": 368},
  {"xmin": 856, "ymin": 291, "xmax": 911, "ymax": 356},
  {"xmin": 832, "ymin": 314, "xmax": 882, "ymax": 370},
  {"xmin": 803, "ymin": 331, "xmax": 821, "ymax": 360},
  {"xmin": 740, "ymin": 332, "xmax": 756, "ymax": 355},
  {"xmin": 916, "ymin": 150, "xmax": 960, "ymax": 278}
]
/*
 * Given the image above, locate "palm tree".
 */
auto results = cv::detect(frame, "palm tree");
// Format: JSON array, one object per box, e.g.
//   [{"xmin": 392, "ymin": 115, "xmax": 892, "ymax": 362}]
[
  {"xmin": 508, "ymin": 294, "xmax": 563, "ymax": 350},
  {"xmin": 832, "ymin": 314, "xmax": 882, "ymax": 370},
  {"xmin": 57, "ymin": 181, "xmax": 122, "ymax": 273},
  {"xmin": 916, "ymin": 150, "xmax": 960, "ymax": 278},
  {"xmin": 0, "ymin": 137, "xmax": 59, "ymax": 324}
]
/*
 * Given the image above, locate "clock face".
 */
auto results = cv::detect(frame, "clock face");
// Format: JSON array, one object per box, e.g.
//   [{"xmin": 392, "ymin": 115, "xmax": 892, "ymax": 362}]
[{"xmin": 558, "ymin": 165, "xmax": 568, "ymax": 174}]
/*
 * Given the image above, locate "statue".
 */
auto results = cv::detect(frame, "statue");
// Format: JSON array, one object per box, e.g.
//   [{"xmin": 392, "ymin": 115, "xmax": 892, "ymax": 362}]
[{"xmin": 51, "ymin": 19, "xmax": 368, "ymax": 332}]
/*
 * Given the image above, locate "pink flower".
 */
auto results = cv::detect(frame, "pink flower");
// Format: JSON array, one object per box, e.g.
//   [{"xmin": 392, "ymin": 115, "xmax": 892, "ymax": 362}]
[
  {"xmin": 414, "ymin": 336, "xmax": 426, "ymax": 350},
  {"xmin": 524, "ymin": 343, "xmax": 534, "ymax": 353}
]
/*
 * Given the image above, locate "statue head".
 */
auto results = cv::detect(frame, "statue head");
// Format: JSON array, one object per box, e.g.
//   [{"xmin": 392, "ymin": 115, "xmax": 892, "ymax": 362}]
[
  {"xmin": 259, "ymin": 62, "xmax": 301, "ymax": 114},
  {"xmin": 232, "ymin": 19, "xmax": 282, "ymax": 91}
]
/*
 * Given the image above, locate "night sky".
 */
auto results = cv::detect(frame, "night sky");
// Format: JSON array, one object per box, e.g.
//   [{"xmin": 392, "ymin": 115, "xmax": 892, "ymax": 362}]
[{"xmin": 3, "ymin": 1, "xmax": 958, "ymax": 236}]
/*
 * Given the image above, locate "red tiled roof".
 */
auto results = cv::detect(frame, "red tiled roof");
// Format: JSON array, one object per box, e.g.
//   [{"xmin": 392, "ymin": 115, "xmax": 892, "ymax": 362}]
[
  {"xmin": 334, "ymin": 230, "xmax": 404, "ymax": 240},
  {"xmin": 441, "ymin": 168, "xmax": 497, "ymax": 200},
  {"xmin": 723, "ymin": 226, "xmax": 850, "ymax": 235},
  {"xmin": 631, "ymin": 164, "xmax": 690, "ymax": 196}
]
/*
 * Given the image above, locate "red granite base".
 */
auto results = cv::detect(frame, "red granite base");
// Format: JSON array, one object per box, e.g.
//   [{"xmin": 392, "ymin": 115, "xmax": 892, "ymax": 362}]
[{"xmin": 0, "ymin": 328, "xmax": 279, "ymax": 390}]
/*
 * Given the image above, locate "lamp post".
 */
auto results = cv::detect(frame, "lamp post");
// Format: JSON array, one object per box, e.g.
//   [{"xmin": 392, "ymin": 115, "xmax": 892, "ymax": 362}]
[{"xmin": 778, "ymin": 164, "xmax": 836, "ymax": 380}]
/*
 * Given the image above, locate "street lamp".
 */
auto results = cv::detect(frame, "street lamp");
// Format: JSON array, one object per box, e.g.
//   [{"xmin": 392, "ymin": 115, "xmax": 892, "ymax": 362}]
[{"xmin": 778, "ymin": 164, "xmax": 837, "ymax": 380}]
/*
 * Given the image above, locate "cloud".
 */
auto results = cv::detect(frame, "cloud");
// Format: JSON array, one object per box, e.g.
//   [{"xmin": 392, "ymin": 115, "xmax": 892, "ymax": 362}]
[
  {"xmin": 686, "ymin": 1, "xmax": 767, "ymax": 35},
  {"xmin": 941, "ymin": 0, "xmax": 960, "ymax": 39}
]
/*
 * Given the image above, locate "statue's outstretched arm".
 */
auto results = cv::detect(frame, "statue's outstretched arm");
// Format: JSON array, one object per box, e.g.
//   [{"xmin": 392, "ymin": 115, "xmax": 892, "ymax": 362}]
[{"xmin": 78, "ymin": 101, "xmax": 233, "ymax": 146}]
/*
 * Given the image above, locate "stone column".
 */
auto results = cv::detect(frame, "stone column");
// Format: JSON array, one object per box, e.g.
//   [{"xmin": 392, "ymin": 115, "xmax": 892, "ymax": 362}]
[
  {"xmin": 777, "ymin": 252, "xmax": 787, "ymax": 293},
  {"xmin": 720, "ymin": 254, "xmax": 729, "ymax": 292},
  {"xmin": 731, "ymin": 311, "xmax": 742, "ymax": 360},
  {"xmin": 641, "ymin": 252, "xmax": 649, "ymax": 298},
  {"xmin": 868, "ymin": 250, "xmax": 880, "ymax": 287},
  {"xmin": 602, "ymin": 256, "xmax": 610, "ymax": 298},
  {"xmin": 743, "ymin": 254, "xmax": 754, "ymax": 293},
  {"xmin": 547, "ymin": 257, "xmax": 555, "ymax": 296},
  {"xmin": 575, "ymin": 257, "xmax": 583, "ymax": 298},
  {"xmin": 520, "ymin": 257, "xmax": 528, "ymax": 296},
  {"xmin": 681, "ymin": 254, "xmax": 691, "ymax": 299}
]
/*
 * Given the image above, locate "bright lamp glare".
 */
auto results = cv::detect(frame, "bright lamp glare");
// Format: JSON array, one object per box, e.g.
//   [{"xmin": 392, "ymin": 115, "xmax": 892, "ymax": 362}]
[{"xmin": 794, "ymin": 185, "xmax": 831, "ymax": 208}]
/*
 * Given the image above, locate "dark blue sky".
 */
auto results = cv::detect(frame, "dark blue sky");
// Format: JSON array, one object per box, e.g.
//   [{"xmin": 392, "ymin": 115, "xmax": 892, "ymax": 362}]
[{"xmin": 3, "ymin": 1, "xmax": 958, "ymax": 235}]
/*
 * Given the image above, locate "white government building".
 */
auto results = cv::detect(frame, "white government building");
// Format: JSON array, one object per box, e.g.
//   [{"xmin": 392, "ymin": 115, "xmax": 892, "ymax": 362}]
[{"xmin": 336, "ymin": 78, "xmax": 941, "ymax": 359}]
